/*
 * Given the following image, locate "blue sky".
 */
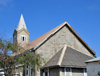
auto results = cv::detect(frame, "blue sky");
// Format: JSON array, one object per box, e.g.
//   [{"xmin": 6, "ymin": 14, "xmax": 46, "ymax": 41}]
[{"xmin": 0, "ymin": 0, "xmax": 100, "ymax": 57}]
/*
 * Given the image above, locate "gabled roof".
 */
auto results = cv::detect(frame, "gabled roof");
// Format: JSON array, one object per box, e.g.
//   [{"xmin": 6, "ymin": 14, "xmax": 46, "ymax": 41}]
[
  {"xmin": 24, "ymin": 21, "xmax": 96, "ymax": 55},
  {"xmin": 17, "ymin": 14, "xmax": 27, "ymax": 31},
  {"xmin": 85, "ymin": 57, "xmax": 100, "ymax": 63},
  {"xmin": 44, "ymin": 45, "xmax": 93, "ymax": 68}
]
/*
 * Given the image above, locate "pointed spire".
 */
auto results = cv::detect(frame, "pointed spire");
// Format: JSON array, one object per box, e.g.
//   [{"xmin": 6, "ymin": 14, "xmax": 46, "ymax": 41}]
[{"xmin": 17, "ymin": 14, "xmax": 27, "ymax": 30}]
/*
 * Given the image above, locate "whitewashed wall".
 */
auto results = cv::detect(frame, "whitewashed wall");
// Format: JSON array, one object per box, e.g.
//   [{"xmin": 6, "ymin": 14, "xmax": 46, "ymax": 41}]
[{"xmin": 86, "ymin": 62, "xmax": 100, "ymax": 76}]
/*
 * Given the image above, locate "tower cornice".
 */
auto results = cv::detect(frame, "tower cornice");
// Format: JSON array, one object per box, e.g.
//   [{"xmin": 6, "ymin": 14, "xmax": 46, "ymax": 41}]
[{"xmin": 17, "ymin": 28, "xmax": 30, "ymax": 35}]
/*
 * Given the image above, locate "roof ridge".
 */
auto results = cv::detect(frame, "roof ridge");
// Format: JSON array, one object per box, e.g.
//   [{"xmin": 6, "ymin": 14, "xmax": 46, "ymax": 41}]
[
  {"xmin": 23, "ymin": 21, "xmax": 67, "ymax": 49},
  {"xmin": 57, "ymin": 44, "xmax": 67, "ymax": 66},
  {"xmin": 34, "ymin": 21, "xmax": 67, "ymax": 49},
  {"xmin": 23, "ymin": 21, "xmax": 95, "ymax": 55},
  {"xmin": 13, "ymin": 21, "xmax": 95, "ymax": 57}
]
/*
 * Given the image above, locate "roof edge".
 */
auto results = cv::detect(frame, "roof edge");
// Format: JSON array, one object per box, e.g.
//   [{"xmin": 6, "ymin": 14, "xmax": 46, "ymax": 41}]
[
  {"xmin": 34, "ymin": 21, "xmax": 67, "ymax": 50},
  {"xmin": 43, "ymin": 65, "xmax": 86, "ymax": 69},
  {"xmin": 66, "ymin": 22, "xmax": 96, "ymax": 55},
  {"xmin": 24, "ymin": 21, "xmax": 96, "ymax": 55},
  {"xmin": 85, "ymin": 57, "xmax": 100, "ymax": 63}
]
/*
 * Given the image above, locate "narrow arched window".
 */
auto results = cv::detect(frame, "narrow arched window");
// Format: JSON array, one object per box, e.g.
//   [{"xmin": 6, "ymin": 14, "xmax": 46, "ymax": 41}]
[{"xmin": 20, "ymin": 35, "xmax": 27, "ymax": 41}]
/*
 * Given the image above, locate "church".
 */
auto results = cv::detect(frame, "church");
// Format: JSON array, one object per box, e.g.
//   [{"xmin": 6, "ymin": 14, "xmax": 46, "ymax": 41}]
[{"xmin": 12, "ymin": 14, "xmax": 95, "ymax": 76}]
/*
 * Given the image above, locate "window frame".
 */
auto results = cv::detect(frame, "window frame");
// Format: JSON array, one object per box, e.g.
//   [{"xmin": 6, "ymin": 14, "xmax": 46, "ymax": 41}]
[
  {"xmin": 43, "ymin": 69, "xmax": 49, "ymax": 76},
  {"xmin": 20, "ymin": 35, "xmax": 27, "ymax": 42}
]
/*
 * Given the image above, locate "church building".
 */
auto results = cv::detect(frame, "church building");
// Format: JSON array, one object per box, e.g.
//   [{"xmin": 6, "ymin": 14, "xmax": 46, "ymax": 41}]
[{"xmin": 12, "ymin": 14, "xmax": 95, "ymax": 76}]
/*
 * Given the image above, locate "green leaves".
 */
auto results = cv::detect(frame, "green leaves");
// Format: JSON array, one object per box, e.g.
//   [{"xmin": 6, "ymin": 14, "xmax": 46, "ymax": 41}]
[
  {"xmin": 0, "ymin": 38, "xmax": 45, "ymax": 76},
  {"xmin": 17, "ymin": 51, "xmax": 45, "ymax": 71},
  {"xmin": 0, "ymin": 38, "xmax": 21, "ymax": 76},
  {"xmin": 98, "ymin": 71, "xmax": 100, "ymax": 76}
]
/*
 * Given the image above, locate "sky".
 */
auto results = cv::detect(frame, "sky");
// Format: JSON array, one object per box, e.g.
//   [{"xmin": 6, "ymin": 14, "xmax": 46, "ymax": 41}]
[{"xmin": 0, "ymin": 0, "xmax": 100, "ymax": 57}]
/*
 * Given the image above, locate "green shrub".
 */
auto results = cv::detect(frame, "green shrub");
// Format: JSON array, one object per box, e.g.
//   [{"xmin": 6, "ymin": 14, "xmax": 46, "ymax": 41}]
[{"xmin": 98, "ymin": 71, "xmax": 100, "ymax": 76}]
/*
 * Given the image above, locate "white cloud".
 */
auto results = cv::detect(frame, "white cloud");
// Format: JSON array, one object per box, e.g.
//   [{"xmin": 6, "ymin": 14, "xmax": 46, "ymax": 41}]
[
  {"xmin": 0, "ymin": 0, "xmax": 13, "ymax": 6},
  {"xmin": 87, "ymin": 4, "xmax": 100, "ymax": 11}
]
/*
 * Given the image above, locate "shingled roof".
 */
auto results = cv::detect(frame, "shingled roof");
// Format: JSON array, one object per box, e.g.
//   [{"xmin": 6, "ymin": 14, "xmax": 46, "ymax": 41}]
[
  {"xmin": 12, "ymin": 21, "xmax": 96, "ymax": 56},
  {"xmin": 44, "ymin": 45, "xmax": 93, "ymax": 68},
  {"xmin": 23, "ymin": 21, "xmax": 95, "ymax": 55},
  {"xmin": 85, "ymin": 57, "xmax": 100, "ymax": 63}
]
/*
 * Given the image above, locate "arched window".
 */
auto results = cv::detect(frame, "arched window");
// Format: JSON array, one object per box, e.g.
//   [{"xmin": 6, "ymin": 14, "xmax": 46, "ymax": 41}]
[{"xmin": 20, "ymin": 35, "xmax": 27, "ymax": 41}]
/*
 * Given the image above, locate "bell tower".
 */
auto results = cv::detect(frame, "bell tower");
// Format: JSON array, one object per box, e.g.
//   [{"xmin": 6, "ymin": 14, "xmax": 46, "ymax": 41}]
[{"xmin": 13, "ymin": 14, "xmax": 30, "ymax": 47}]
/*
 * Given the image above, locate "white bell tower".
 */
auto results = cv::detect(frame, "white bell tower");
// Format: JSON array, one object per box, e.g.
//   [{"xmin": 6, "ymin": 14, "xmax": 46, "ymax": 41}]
[{"xmin": 13, "ymin": 14, "xmax": 30, "ymax": 47}]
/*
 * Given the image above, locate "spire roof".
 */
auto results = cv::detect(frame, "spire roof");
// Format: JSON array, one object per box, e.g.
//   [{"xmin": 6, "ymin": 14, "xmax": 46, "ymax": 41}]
[{"xmin": 17, "ymin": 14, "xmax": 27, "ymax": 30}]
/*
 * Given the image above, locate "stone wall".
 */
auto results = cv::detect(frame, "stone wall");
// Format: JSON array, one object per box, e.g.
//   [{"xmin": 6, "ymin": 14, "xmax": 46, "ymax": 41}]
[
  {"xmin": 36, "ymin": 26, "xmax": 93, "ymax": 60},
  {"xmin": 36, "ymin": 26, "xmax": 93, "ymax": 76},
  {"xmin": 17, "ymin": 30, "xmax": 30, "ymax": 47}
]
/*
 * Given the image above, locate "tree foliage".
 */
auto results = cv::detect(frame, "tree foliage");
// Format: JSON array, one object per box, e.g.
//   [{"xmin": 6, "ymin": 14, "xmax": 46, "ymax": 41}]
[
  {"xmin": 0, "ymin": 38, "xmax": 45, "ymax": 76},
  {"xmin": 98, "ymin": 71, "xmax": 100, "ymax": 76}
]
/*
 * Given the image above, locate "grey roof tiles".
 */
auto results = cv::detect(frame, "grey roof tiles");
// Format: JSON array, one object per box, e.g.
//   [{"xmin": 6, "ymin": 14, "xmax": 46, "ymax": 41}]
[
  {"xmin": 85, "ymin": 57, "xmax": 100, "ymax": 63},
  {"xmin": 44, "ymin": 46, "xmax": 93, "ymax": 68}
]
